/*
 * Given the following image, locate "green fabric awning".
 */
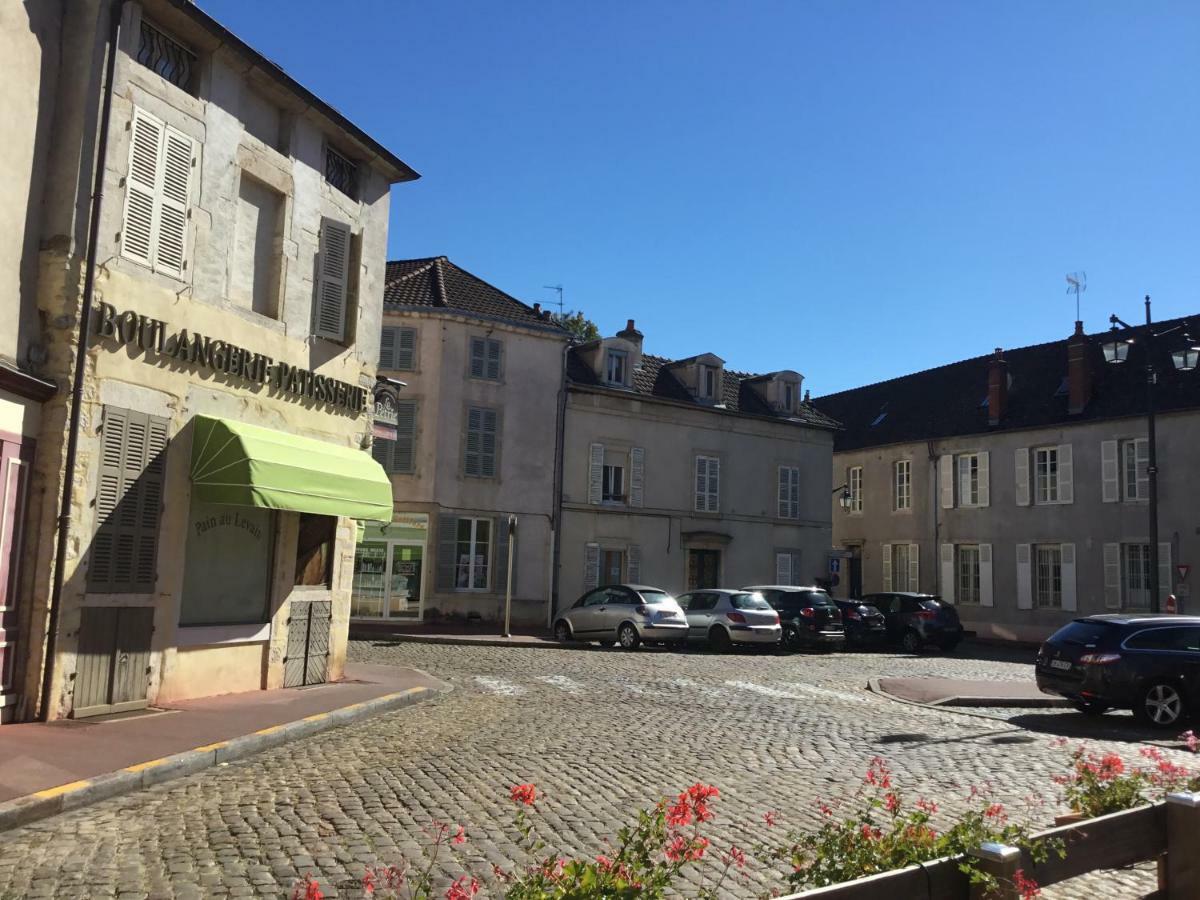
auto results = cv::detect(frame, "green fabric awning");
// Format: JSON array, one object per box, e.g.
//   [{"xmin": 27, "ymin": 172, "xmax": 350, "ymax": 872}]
[{"xmin": 190, "ymin": 415, "xmax": 393, "ymax": 522}]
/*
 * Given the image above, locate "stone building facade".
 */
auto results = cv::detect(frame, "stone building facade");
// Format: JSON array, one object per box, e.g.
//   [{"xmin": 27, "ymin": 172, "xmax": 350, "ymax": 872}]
[
  {"xmin": 814, "ymin": 317, "xmax": 1200, "ymax": 644},
  {"xmin": 6, "ymin": 0, "xmax": 415, "ymax": 719},
  {"xmin": 557, "ymin": 321, "xmax": 839, "ymax": 611},
  {"xmin": 352, "ymin": 257, "xmax": 569, "ymax": 629}
]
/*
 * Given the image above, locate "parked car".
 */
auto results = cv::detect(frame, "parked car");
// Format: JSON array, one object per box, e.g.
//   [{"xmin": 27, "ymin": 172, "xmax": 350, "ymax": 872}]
[
  {"xmin": 745, "ymin": 585, "xmax": 845, "ymax": 651},
  {"xmin": 832, "ymin": 597, "xmax": 887, "ymax": 648},
  {"xmin": 553, "ymin": 584, "xmax": 689, "ymax": 649},
  {"xmin": 1036, "ymin": 615, "xmax": 1200, "ymax": 727},
  {"xmin": 676, "ymin": 589, "xmax": 782, "ymax": 650},
  {"xmin": 864, "ymin": 592, "xmax": 964, "ymax": 653}
]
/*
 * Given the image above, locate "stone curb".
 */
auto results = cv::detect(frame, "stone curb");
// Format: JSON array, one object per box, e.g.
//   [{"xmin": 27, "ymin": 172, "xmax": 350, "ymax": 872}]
[
  {"xmin": 866, "ymin": 677, "xmax": 1071, "ymax": 713},
  {"xmin": 353, "ymin": 632, "xmax": 561, "ymax": 650},
  {"xmin": 0, "ymin": 684, "xmax": 443, "ymax": 835}
]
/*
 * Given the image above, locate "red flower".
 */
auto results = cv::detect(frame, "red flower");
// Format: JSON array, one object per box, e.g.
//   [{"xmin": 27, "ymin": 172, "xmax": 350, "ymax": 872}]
[
  {"xmin": 688, "ymin": 836, "xmax": 710, "ymax": 861},
  {"xmin": 859, "ymin": 824, "xmax": 881, "ymax": 840},
  {"xmin": 984, "ymin": 803, "xmax": 1007, "ymax": 822},
  {"xmin": 452, "ymin": 825, "xmax": 467, "ymax": 845},
  {"xmin": 727, "ymin": 845, "xmax": 747, "ymax": 869},
  {"xmin": 1097, "ymin": 753, "xmax": 1125, "ymax": 780},
  {"xmin": 916, "ymin": 798, "xmax": 938, "ymax": 814},
  {"xmin": 665, "ymin": 834, "xmax": 689, "ymax": 862},
  {"xmin": 444, "ymin": 876, "xmax": 480, "ymax": 900},
  {"xmin": 763, "ymin": 810, "xmax": 779, "ymax": 827},
  {"xmin": 667, "ymin": 798, "xmax": 693, "ymax": 827},
  {"xmin": 510, "ymin": 783, "xmax": 538, "ymax": 806},
  {"xmin": 884, "ymin": 792, "xmax": 900, "ymax": 813},
  {"xmin": 291, "ymin": 875, "xmax": 323, "ymax": 900},
  {"xmin": 1013, "ymin": 868, "xmax": 1041, "ymax": 899}
]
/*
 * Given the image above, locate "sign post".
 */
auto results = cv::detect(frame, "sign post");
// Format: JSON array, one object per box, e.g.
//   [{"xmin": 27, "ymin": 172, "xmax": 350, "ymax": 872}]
[{"xmin": 503, "ymin": 515, "xmax": 517, "ymax": 638}]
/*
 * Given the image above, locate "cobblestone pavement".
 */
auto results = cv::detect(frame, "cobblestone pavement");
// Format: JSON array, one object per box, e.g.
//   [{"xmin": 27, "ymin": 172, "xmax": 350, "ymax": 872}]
[{"xmin": 0, "ymin": 640, "xmax": 1186, "ymax": 899}]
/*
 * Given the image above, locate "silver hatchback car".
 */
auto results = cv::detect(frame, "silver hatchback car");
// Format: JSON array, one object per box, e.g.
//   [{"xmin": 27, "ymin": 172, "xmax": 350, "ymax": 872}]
[
  {"xmin": 677, "ymin": 589, "xmax": 782, "ymax": 650},
  {"xmin": 554, "ymin": 584, "xmax": 689, "ymax": 649}
]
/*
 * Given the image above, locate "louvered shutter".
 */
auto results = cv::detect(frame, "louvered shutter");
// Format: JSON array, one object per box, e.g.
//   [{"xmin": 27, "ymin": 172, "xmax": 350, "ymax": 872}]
[
  {"xmin": 1103, "ymin": 543, "xmax": 1121, "ymax": 609},
  {"xmin": 121, "ymin": 108, "xmax": 162, "ymax": 267},
  {"xmin": 707, "ymin": 457, "xmax": 720, "ymax": 512},
  {"xmin": 1101, "ymin": 440, "xmax": 1119, "ymax": 502},
  {"xmin": 436, "ymin": 515, "xmax": 458, "ymax": 591},
  {"xmin": 979, "ymin": 544, "xmax": 994, "ymax": 607},
  {"xmin": 314, "ymin": 218, "xmax": 351, "ymax": 341},
  {"xmin": 393, "ymin": 401, "xmax": 416, "ymax": 473},
  {"xmin": 939, "ymin": 455, "xmax": 954, "ymax": 508},
  {"xmin": 777, "ymin": 467, "xmax": 791, "ymax": 518},
  {"xmin": 588, "ymin": 443, "xmax": 604, "ymax": 505},
  {"xmin": 789, "ymin": 468, "xmax": 800, "ymax": 518},
  {"xmin": 1057, "ymin": 443, "xmax": 1074, "ymax": 504},
  {"xmin": 584, "ymin": 542, "xmax": 601, "ymax": 590},
  {"xmin": 90, "ymin": 408, "xmax": 128, "ymax": 589},
  {"xmin": 776, "ymin": 552, "xmax": 792, "ymax": 585},
  {"xmin": 136, "ymin": 416, "xmax": 168, "ymax": 590},
  {"xmin": 379, "ymin": 327, "xmax": 397, "ymax": 370},
  {"xmin": 1016, "ymin": 544, "xmax": 1032, "ymax": 610},
  {"xmin": 694, "ymin": 456, "xmax": 707, "ymax": 512},
  {"xmin": 977, "ymin": 451, "xmax": 990, "ymax": 507},
  {"xmin": 1136, "ymin": 441, "xmax": 1150, "ymax": 500},
  {"xmin": 371, "ymin": 435, "xmax": 393, "ymax": 471},
  {"xmin": 480, "ymin": 408, "xmax": 498, "ymax": 477},
  {"xmin": 486, "ymin": 340, "xmax": 501, "ymax": 379},
  {"xmin": 626, "ymin": 544, "xmax": 641, "ymax": 583},
  {"xmin": 469, "ymin": 338, "xmax": 486, "ymax": 378},
  {"xmin": 1015, "ymin": 448, "xmax": 1030, "ymax": 506},
  {"xmin": 396, "ymin": 327, "xmax": 416, "ymax": 370},
  {"xmin": 1159, "ymin": 542, "xmax": 1173, "ymax": 609},
  {"xmin": 1061, "ymin": 543, "xmax": 1077, "ymax": 611},
  {"xmin": 881, "ymin": 544, "xmax": 893, "ymax": 592},
  {"xmin": 116, "ymin": 412, "xmax": 148, "ymax": 592},
  {"xmin": 940, "ymin": 544, "xmax": 955, "ymax": 603},
  {"xmin": 155, "ymin": 126, "xmax": 193, "ymax": 277},
  {"xmin": 493, "ymin": 516, "xmax": 511, "ymax": 594},
  {"xmin": 908, "ymin": 543, "xmax": 920, "ymax": 593},
  {"xmin": 628, "ymin": 447, "xmax": 645, "ymax": 508}
]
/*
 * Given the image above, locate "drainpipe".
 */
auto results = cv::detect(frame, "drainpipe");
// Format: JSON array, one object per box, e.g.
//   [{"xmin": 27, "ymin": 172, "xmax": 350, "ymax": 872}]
[
  {"xmin": 928, "ymin": 440, "xmax": 940, "ymax": 596},
  {"xmin": 40, "ymin": 0, "xmax": 127, "ymax": 721},
  {"xmin": 548, "ymin": 338, "xmax": 570, "ymax": 628}
]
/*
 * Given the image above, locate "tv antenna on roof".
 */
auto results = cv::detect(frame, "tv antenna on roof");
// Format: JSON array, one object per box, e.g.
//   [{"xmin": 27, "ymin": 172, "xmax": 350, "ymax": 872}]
[
  {"xmin": 1066, "ymin": 272, "xmax": 1087, "ymax": 321},
  {"xmin": 543, "ymin": 284, "xmax": 564, "ymax": 318}
]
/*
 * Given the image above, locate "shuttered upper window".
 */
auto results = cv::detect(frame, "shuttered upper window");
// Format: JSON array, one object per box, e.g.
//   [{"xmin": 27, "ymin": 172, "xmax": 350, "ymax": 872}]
[
  {"xmin": 89, "ymin": 406, "xmax": 169, "ymax": 593},
  {"xmin": 695, "ymin": 455, "xmax": 720, "ymax": 513},
  {"xmin": 469, "ymin": 338, "xmax": 502, "ymax": 380},
  {"xmin": 777, "ymin": 466, "xmax": 801, "ymax": 519},
  {"xmin": 314, "ymin": 218, "xmax": 353, "ymax": 343},
  {"xmin": 464, "ymin": 406, "xmax": 498, "ymax": 478},
  {"xmin": 371, "ymin": 400, "xmax": 417, "ymax": 474},
  {"xmin": 121, "ymin": 107, "xmax": 195, "ymax": 279},
  {"xmin": 380, "ymin": 326, "xmax": 416, "ymax": 371}
]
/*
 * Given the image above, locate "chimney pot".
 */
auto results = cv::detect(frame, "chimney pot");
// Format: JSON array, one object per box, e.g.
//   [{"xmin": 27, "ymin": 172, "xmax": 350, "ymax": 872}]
[
  {"xmin": 988, "ymin": 349, "xmax": 1008, "ymax": 426},
  {"xmin": 533, "ymin": 302, "xmax": 541, "ymax": 313},
  {"xmin": 626, "ymin": 319, "xmax": 635, "ymax": 331},
  {"xmin": 1067, "ymin": 320, "xmax": 1092, "ymax": 415}
]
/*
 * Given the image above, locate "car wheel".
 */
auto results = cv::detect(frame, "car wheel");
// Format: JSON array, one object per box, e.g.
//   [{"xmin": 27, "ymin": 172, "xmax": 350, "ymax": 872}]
[
  {"xmin": 617, "ymin": 623, "xmax": 640, "ymax": 650},
  {"xmin": 553, "ymin": 620, "xmax": 572, "ymax": 643},
  {"xmin": 782, "ymin": 624, "xmax": 804, "ymax": 651},
  {"xmin": 1136, "ymin": 681, "xmax": 1187, "ymax": 728},
  {"xmin": 1074, "ymin": 700, "xmax": 1109, "ymax": 716},
  {"xmin": 708, "ymin": 626, "xmax": 732, "ymax": 653},
  {"xmin": 901, "ymin": 630, "xmax": 923, "ymax": 654}
]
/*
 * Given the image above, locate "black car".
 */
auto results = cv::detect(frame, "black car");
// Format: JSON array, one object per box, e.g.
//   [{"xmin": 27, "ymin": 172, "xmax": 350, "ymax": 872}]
[
  {"xmin": 745, "ymin": 585, "xmax": 845, "ymax": 651},
  {"xmin": 1036, "ymin": 615, "xmax": 1200, "ymax": 727},
  {"xmin": 832, "ymin": 598, "xmax": 887, "ymax": 647},
  {"xmin": 863, "ymin": 592, "xmax": 965, "ymax": 653}
]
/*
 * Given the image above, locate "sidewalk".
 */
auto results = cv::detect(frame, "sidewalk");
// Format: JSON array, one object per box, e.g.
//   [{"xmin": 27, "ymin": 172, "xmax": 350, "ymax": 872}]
[
  {"xmin": 351, "ymin": 619, "xmax": 560, "ymax": 648},
  {"xmin": 0, "ymin": 662, "xmax": 448, "ymax": 831},
  {"xmin": 870, "ymin": 676, "xmax": 1072, "ymax": 708}
]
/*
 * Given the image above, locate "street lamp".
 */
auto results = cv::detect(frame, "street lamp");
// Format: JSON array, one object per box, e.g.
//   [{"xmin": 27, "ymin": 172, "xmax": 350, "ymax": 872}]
[
  {"xmin": 833, "ymin": 484, "xmax": 853, "ymax": 512},
  {"xmin": 1102, "ymin": 295, "xmax": 1196, "ymax": 612}
]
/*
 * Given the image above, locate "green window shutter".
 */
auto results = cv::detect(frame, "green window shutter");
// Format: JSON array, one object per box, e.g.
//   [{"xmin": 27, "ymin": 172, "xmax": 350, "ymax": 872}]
[
  {"xmin": 396, "ymin": 327, "xmax": 416, "ymax": 371},
  {"xmin": 393, "ymin": 401, "xmax": 416, "ymax": 473},
  {"xmin": 480, "ymin": 408, "xmax": 497, "ymax": 477},
  {"xmin": 464, "ymin": 407, "xmax": 482, "ymax": 476},
  {"xmin": 379, "ymin": 327, "xmax": 397, "ymax": 370},
  {"xmin": 436, "ymin": 515, "xmax": 458, "ymax": 591},
  {"xmin": 90, "ymin": 407, "xmax": 128, "ymax": 590},
  {"xmin": 314, "ymin": 218, "xmax": 351, "ymax": 341},
  {"xmin": 372, "ymin": 435, "xmax": 393, "ymax": 471},
  {"xmin": 486, "ymin": 339, "xmax": 502, "ymax": 379}
]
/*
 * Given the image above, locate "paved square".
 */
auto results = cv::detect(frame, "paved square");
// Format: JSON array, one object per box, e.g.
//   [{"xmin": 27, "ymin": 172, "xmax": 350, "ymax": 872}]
[{"xmin": 0, "ymin": 641, "xmax": 1179, "ymax": 898}]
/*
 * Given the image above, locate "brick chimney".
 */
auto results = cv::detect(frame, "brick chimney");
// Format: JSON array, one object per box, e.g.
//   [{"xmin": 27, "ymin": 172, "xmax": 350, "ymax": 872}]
[
  {"xmin": 617, "ymin": 318, "xmax": 643, "ymax": 350},
  {"xmin": 1067, "ymin": 321, "xmax": 1092, "ymax": 415},
  {"xmin": 987, "ymin": 348, "xmax": 1007, "ymax": 426}
]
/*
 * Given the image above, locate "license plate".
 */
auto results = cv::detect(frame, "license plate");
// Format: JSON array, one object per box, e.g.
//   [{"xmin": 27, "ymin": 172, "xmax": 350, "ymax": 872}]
[{"xmin": 1049, "ymin": 659, "xmax": 1072, "ymax": 671}]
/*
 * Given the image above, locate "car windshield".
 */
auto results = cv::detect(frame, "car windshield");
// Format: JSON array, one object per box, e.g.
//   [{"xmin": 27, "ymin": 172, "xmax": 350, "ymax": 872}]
[
  {"xmin": 637, "ymin": 590, "xmax": 674, "ymax": 605},
  {"xmin": 789, "ymin": 591, "xmax": 835, "ymax": 608},
  {"xmin": 730, "ymin": 592, "xmax": 771, "ymax": 611},
  {"xmin": 1052, "ymin": 620, "xmax": 1118, "ymax": 647}
]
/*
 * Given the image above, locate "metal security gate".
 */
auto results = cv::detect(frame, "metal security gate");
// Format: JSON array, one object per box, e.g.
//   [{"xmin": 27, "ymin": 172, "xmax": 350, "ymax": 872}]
[
  {"xmin": 283, "ymin": 600, "xmax": 331, "ymax": 687},
  {"xmin": 74, "ymin": 607, "xmax": 154, "ymax": 718}
]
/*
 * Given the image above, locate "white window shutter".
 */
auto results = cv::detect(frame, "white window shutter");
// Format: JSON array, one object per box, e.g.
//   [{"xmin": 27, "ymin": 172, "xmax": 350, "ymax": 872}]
[
  {"xmin": 1103, "ymin": 543, "xmax": 1121, "ymax": 609},
  {"xmin": 155, "ymin": 126, "xmax": 193, "ymax": 277},
  {"xmin": 979, "ymin": 544, "xmax": 994, "ymax": 607},
  {"xmin": 694, "ymin": 456, "xmax": 707, "ymax": 511},
  {"xmin": 708, "ymin": 457, "xmax": 720, "ymax": 512},
  {"xmin": 908, "ymin": 543, "xmax": 920, "ymax": 593},
  {"xmin": 122, "ymin": 108, "xmax": 164, "ymax": 267},
  {"xmin": 776, "ymin": 552, "xmax": 792, "ymax": 585},
  {"xmin": 789, "ymin": 468, "xmax": 800, "ymax": 518},
  {"xmin": 939, "ymin": 454, "xmax": 954, "ymax": 509},
  {"xmin": 1100, "ymin": 440, "xmax": 1119, "ymax": 503},
  {"xmin": 1058, "ymin": 443, "xmax": 1074, "ymax": 504},
  {"xmin": 629, "ymin": 447, "xmax": 645, "ymax": 508},
  {"xmin": 940, "ymin": 543, "xmax": 955, "ymax": 603},
  {"xmin": 626, "ymin": 544, "xmax": 641, "ymax": 584},
  {"xmin": 977, "ymin": 451, "xmax": 990, "ymax": 507},
  {"xmin": 777, "ymin": 466, "xmax": 789, "ymax": 518},
  {"xmin": 584, "ymin": 542, "xmax": 600, "ymax": 590},
  {"xmin": 469, "ymin": 338, "xmax": 486, "ymax": 378},
  {"xmin": 1137, "ymin": 441, "xmax": 1150, "ymax": 500},
  {"xmin": 1016, "ymin": 543, "xmax": 1032, "ymax": 610},
  {"xmin": 881, "ymin": 544, "xmax": 893, "ymax": 591},
  {"xmin": 314, "ymin": 218, "xmax": 351, "ymax": 341},
  {"xmin": 588, "ymin": 443, "xmax": 604, "ymax": 505},
  {"xmin": 396, "ymin": 327, "xmax": 416, "ymax": 370},
  {"xmin": 379, "ymin": 327, "xmax": 397, "ymax": 370},
  {"xmin": 1015, "ymin": 448, "xmax": 1030, "ymax": 506},
  {"xmin": 1159, "ymin": 542, "xmax": 1173, "ymax": 608},
  {"xmin": 1061, "ymin": 543, "xmax": 1077, "ymax": 611}
]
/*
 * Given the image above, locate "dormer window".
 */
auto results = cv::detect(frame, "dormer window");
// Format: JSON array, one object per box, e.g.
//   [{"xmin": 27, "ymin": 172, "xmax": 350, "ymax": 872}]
[
  {"xmin": 605, "ymin": 350, "xmax": 627, "ymax": 386},
  {"xmin": 784, "ymin": 383, "xmax": 794, "ymax": 412},
  {"xmin": 699, "ymin": 366, "xmax": 717, "ymax": 400}
]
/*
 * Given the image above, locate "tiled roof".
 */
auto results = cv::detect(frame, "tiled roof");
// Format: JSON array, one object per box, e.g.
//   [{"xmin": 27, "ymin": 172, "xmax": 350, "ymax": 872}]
[
  {"xmin": 568, "ymin": 352, "xmax": 841, "ymax": 430},
  {"xmin": 812, "ymin": 315, "xmax": 1200, "ymax": 452},
  {"xmin": 384, "ymin": 257, "xmax": 568, "ymax": 332}
]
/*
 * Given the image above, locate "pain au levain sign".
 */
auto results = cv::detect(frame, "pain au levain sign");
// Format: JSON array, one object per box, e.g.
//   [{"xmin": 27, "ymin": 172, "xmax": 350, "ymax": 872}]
[{"xmin": 93, "ymin": 302, "xmax": 369, "ymax": 414}]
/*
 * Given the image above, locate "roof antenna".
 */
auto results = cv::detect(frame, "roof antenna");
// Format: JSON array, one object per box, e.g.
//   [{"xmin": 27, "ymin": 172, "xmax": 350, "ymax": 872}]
[
  {"xmin": 1065, "ymin": 272, "xmax": 1087, "ymax": 322},
  {"xmin": 542, "ymin": 284, "xmax": 564, "ymax": 319}
]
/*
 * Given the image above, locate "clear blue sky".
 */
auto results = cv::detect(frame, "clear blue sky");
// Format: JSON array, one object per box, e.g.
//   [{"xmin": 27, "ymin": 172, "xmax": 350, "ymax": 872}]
[{"xmin": 204, "ymin": 0, "xmax": 1199, "ymax": 394}]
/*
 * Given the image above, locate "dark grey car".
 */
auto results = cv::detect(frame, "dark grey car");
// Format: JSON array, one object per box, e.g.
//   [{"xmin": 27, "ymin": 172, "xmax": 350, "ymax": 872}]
[{"xmin": 863, "ymin": 592, "xmax": 965, "ymax": 653}]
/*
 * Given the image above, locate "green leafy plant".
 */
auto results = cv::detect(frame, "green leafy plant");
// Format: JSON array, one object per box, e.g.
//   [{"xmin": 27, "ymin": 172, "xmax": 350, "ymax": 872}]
[{"xmin": 1052, "ymin": 740, "xmax": 1200, "ymax": 818}]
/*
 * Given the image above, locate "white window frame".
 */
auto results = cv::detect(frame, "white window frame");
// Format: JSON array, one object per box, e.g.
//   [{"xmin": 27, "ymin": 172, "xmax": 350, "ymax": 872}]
[
  {"xmin": 777, "ymin": 465, "xmax": 801, "ymax": 519},
  {"xmin": 602, "ymin": 462, "xmax": 625, "ymax": 504},
  {"xmin": 1123, "ymin": 438, "xmax": 1149, "ymax": 502},
  {"xmin": 892, "ymin": 542, "xmax": 911, "ymax": 590},
  {"xmin": 848, "ymin": 465, "xmax": 863, "ymax": 514},
  {"xmin": 1122, "ymin": 542, "xmax": 1153, "ymax": 610},
  {"xmin": 1034, "ymin": 446, "xmax": 1059, "ymax": 504},
  {"xmin": 1034, "ymin": 544, "xmax": 1063, "ymax": 609},
  {"xmin": 893, "ymin": 459, "xmax": 911, "ymax": 511},
  {"xmin": 454, "ymin": 517, "xmax": 491, "ymax": 591},
  {"xmin": 605, "ymin": 350, "xmax": 627, "ymax": 386},
  {"xmin": 957, "ymin": 544, "xmax": 981, "ymax": 605},
  {"xmin": 958, "ymin": 453, "xmax": 980, "ymax": 507},
  {"xmin": 694, "ymin": 455, "xmax": 720, "ymax": 513}
]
